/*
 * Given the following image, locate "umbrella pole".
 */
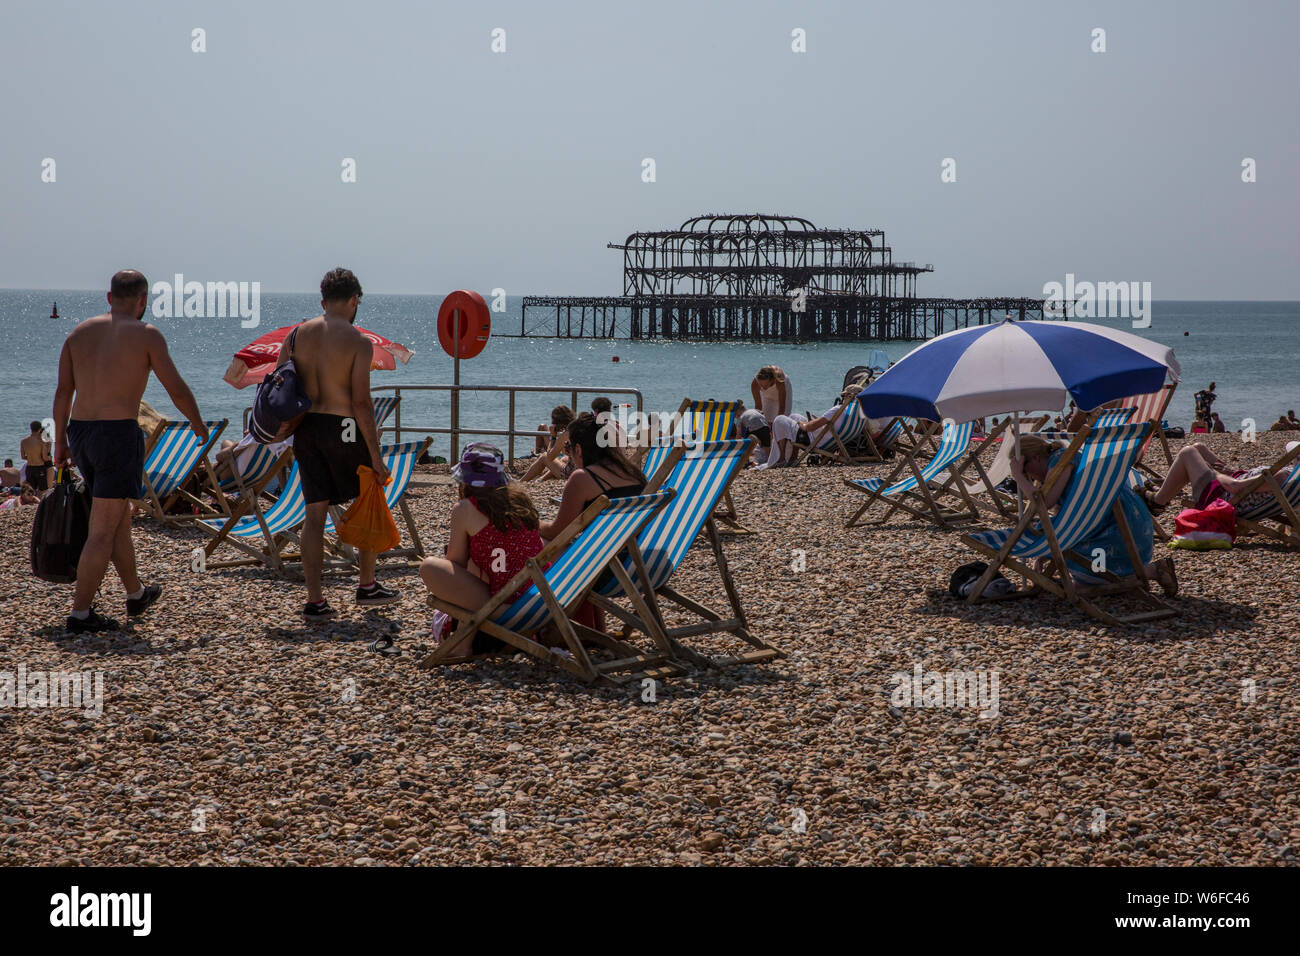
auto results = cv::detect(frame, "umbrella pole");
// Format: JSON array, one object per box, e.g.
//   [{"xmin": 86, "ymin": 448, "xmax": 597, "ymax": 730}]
[{"xmin": 1014, "ymin": 411, "xmax": 1022, "ymax": 517}]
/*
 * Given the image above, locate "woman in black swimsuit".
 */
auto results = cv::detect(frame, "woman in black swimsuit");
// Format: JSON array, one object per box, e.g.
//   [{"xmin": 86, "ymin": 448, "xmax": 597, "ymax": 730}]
[
  {"xmin": 538, "ymin": 413, "xmax": 647, "ymax": 541},
  {"xmin": 538, "ymin": 413, "xmax": 648, "ymax": 635}
]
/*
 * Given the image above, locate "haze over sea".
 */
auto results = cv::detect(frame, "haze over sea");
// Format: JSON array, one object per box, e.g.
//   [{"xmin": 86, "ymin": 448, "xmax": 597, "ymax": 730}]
[{"xmin": 4, "ymin": 289, "xmax": 1297, "ymax": 460}]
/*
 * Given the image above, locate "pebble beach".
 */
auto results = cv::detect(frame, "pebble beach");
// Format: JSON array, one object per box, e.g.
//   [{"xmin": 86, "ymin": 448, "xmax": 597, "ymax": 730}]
[{"xmin": 1, "ymin": 431, "xmax": 1297, "ymax": 867}]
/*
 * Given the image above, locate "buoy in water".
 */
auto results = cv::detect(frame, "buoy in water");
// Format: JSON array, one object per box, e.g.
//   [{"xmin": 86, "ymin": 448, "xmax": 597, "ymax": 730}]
[
  {"xmin": 50, "ymin": 301, "xmax": 59, "ymax": 319},
  {"xmin": 1184, "ymin": 331, "xmax": 1189, "ymax": 336},
  {"xmin": 612, "ymin": 356, "xmax": 620, "ymax": 362}
]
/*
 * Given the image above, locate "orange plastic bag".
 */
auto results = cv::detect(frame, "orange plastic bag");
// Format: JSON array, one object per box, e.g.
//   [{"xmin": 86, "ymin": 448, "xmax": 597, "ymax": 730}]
[{"xmin": 337, "ymin": 466, "xmax": 401, "ymax": 553}]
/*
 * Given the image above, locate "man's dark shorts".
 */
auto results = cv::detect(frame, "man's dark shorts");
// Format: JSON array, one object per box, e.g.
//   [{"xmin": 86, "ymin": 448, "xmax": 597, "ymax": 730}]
[
  {"xmin": 294, "ymin": 412, "xmax": 373, "ymax": 505},
  {"xmin": 68, "ymin": 419, "xmax": 145, "ymax": 499},
  {"xmin": 25, "ymin": 463, "xmax": 49, "ymax": 490}
]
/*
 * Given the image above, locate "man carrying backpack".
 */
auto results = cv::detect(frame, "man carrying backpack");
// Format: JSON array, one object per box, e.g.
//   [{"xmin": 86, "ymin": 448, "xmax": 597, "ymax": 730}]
[
  {"xmin": 280, "ymin": 268, "xmax": 396, "ymax": 619},
  {"xmin": 52, "ymin": 270, "xmax": 209, "ymax": 632}
]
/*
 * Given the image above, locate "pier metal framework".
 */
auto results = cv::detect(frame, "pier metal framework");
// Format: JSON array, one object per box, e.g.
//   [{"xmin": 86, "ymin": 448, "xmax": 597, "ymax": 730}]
[{"xmin": 520, "ymin": 213, "xmax": 1047, "ymax": 341}]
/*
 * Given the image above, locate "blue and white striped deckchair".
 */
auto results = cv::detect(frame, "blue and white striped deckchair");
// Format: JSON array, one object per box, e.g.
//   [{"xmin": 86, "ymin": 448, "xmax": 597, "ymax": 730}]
[
  {"xmin": 1231, "ymin": 442, "xmax": 1300, "ymax": 547},
  {"xmin": 590, "ymin": 438, "xmax": 781, "ymax": 669},
  {"xmin": 199, "ymin": 439, "xmax": 431, "ymax": 572},
  {"xmin": 1092, "ymin": 406, "xmax": 1137, "ymax": 427},
  {"xmin": 372, "ymin": 395, "xmax": 400, "ymax": 430},
  {"xmin": 418, "ymin": 490, "xmax": 680, "ymax": 684},
  {"xmin": 641, "ymin": 441, "xmax": 686, "ymax": 491},
  {"xmin": 961, "ymin": 422, "xmax": 1178, "ymax": 626},
  {"xmin": 801, "ymin": 397, "xmax": 882, "ymax": 465},
  {"xmin": 203, "ymin": 441, "xmax": 292, "ymax": 517},
  {"xmin": 844, "ymin": 419, "xmax": 979, "ymax": 528},
  {"xmin": 136, "ymin": 419, "xmax": 227, "ymax": 521}
]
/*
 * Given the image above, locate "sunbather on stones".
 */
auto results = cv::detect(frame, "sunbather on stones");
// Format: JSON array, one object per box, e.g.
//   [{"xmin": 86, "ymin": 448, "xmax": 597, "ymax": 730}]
[
  {"xmin": 421, "ymin": 443, "xmax": 548, "ymax": 657},
  {"xmin": 1012, "ymin": 435, "xmax": 1177, "ymax": 595},
  {"xmin": 1140, "ymin": 443, "xmax": 1293, "ymax": 515},
  {"xmin": 522, "ymin": 405, "xmax": 575, "ymax": 481}
]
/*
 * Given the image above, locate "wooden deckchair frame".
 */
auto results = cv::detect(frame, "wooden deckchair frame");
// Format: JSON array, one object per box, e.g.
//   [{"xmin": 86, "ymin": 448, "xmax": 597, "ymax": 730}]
[
  {"xmin": 961, "ymin": 425, "xmax": 1179, "ymax": 627},
  {"xmin": 943, "ymin": 414, "xmax": 1051, "ymax": 520},
  {"xmin": 844, "ymin": 420, "xmax": 981, "ymax": 529},
  {"xmin": 135, "ymin": 419, "xmax": 228, "ymax": 523},
  {"xmin": 589, "ymin": 438, "xmax": 782, "ymax": 670},
  {"xmin": 1228, "ymin": 442, "xmax": 1300, "ymax": 547},
  {"xmin": 417, "ymin": 493, "xmax": 685, "ymax": 684},
  {"xmin": 797, "ymin": 399, "xmax": 885, "ymax": 466}
]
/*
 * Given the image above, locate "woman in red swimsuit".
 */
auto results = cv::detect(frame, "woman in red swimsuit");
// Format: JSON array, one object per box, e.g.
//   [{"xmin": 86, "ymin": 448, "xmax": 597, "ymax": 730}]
[{"xmin": 420, "ymin": 443, "xmax": 548, "ymax": 656}]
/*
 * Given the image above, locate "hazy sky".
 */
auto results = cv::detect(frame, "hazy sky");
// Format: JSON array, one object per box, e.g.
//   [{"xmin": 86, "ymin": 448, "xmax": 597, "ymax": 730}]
[{"xmin": 2, "ymin": 0, "xmax": 1296, "ymax": 298}]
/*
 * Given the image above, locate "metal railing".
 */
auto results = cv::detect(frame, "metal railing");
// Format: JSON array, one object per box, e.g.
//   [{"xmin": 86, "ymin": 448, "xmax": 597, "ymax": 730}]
[
  {"xmin": 371, "ymin": 384, "xmax": 643, "ymax": 464},
  {"xmin": 244, "ymin": 384, "xmax": 643, "ymax": 466}
]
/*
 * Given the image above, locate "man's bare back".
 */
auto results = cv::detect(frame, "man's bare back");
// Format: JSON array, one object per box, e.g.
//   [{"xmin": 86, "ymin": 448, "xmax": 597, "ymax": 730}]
[
  {"xmin": 20, "ymin": 432, "xmax": 50, "ymax": 466},
  {"xmin": 287, "ymin": 315, "xmax": 370, "ymax": 417},
  {"xmin": 61, "ymin": 314, "xmax": 159, "ymax": 421}
]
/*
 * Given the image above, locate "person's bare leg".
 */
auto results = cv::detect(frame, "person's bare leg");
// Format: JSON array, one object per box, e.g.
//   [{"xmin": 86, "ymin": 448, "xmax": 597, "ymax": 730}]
[
  {"xmin": 358, "ymin": 549, "xmax": 378, "ymax": 587},
  {"xmin": 109, "ymin": 504, "xmax": 142, "ymax": 595},
  {"xmin": 73, "ymin": 498, "xmax": 131, "ymax": 613},
  {"xmin": 1190, "ymin": 441, "xmax": 1225, "ymax": 468},
  {"xmin": 1154, "ymin": 446, "xmax": 1214, "ymax": 505},
  {"xmin": 301, "ymin": 501, "xmax": 329, "ymax": 605},
  {"xmin": 1144, "ymin": 557, "xmax": 1178, "ymax": 596},
  {"xmin": 420, "ymin": 556, "xmax": 490, "ymax": 655}
]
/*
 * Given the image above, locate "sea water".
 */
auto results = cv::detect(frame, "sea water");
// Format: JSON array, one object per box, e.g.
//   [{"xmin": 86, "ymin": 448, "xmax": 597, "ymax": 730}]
[{"xmin": 3, "ymin": 290, "xmax": 1297, "ymax": 459}]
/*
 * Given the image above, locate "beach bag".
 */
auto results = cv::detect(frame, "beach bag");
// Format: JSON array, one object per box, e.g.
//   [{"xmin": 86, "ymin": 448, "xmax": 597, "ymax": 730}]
[
  {"xmin": 29, "ymin": 469, "xmax": 92, "ymax": 583},
  {"xmin": 336, "ymin": 466, "xmax": 400, "ymax": 553},
  {"xmin": 1170, "ymin": 499, "xmax": 1236, "ymax": 550},
  {"xmin": 249, "ymin": 327, "xmax": 311, "ymax": 443},
  {"xmin": 948, "ymin": 561, "xmax": 1016, "ymax": 599}
]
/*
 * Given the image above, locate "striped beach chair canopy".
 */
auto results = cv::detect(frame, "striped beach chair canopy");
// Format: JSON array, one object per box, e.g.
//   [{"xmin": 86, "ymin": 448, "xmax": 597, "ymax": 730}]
[
  {"xmin": 849, "ymin": 419, "xmax": 973, "ymax": 497},
  {"xmin": 144, "ymin": 420, "xmax": 226, "ymax": 496},
  {"xmin": 967, "ymin": 422, "xmax": 1150, "ymax": 560},
  {"xmin": 1118, "ymin": 384, "xmax": 1174, "ymax": 458},
  {"xmin": 599, "ymin": 439, "xmax": 751, "ymax": 595},
  {"xmin": 684, "ymin": 400, "xmax": 741, "ymax": 443},
  {"xmin": 493, "ymin": 490, "xmax": 674, "ymax": 634}
]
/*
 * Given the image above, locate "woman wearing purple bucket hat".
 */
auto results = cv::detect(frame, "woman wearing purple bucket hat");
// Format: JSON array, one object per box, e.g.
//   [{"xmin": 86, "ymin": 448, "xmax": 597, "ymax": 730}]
[{"xmin": 419, "ymin": 443, "xmax": 550, "ymax": 655}]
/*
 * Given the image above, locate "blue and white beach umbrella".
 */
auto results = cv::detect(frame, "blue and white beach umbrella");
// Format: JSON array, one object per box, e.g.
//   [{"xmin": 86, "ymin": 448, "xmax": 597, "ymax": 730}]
[{"xmin": 858, "ymin": 319, "xmax": 1180, "ymax": 423}]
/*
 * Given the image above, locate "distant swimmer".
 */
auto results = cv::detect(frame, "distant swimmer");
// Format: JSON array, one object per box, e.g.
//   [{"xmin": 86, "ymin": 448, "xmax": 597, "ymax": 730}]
[{"xmin": 53, "ymin": 270, "xmax": 209, "ymax": 632}]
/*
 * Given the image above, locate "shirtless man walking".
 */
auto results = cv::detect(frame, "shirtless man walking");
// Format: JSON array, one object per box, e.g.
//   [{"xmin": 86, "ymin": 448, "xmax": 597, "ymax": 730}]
[
  {"xmin": 281, "ymin": 268, "xmax": 397, "ymax": 618},
  {"xmin": 20, "ymin": 421, "xmax": 51, "ymax": 491},
  {"xmin": 53, "ymin": 270, "xmax": 209, "ymax": 632}
]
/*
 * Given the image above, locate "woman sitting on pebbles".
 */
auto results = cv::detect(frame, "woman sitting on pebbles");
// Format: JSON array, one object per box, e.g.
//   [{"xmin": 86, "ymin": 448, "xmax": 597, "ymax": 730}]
[
  {"xmin": 420, "ymin": 443, "xmax": 549, "ymax": 656},
  {"xmin": 1011, "ymin": 434, "xmax": 1178, "ymax": 595},
  {"xmin": 1139, "ymin": 442, "xmax": 1295, "ymax": 515}
]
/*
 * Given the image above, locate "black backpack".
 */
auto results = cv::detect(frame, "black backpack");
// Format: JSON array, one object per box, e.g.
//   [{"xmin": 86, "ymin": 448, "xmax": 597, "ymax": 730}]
[
  {"xmin": 30, "ymin": 469, "xmax": 92, "ymax": 583},
  {"xmin": 249, "ymin": 326, "xmax": 312, "ymax": 443}
]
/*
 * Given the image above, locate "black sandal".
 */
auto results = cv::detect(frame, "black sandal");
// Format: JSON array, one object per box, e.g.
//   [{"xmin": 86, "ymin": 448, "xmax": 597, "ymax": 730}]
[
  {"xmin": 1140, "ymin": 487, "xmax": 1166, "ymax": 515},
  {"xmin": 368, "ymin": 635, "xmax": 401, "ymax": 657}
]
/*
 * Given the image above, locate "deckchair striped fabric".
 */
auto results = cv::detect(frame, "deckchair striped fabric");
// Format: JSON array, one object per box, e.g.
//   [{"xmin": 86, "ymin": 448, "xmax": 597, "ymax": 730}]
[
  {"xmin": 216, "ymin": 442, "xmax": 280, "ymax": 493},
  {"xmin": 599, "ymin": 439, "xmax": 751, "ymax": 594},
  {"xmin": 641, "ymin": 441, "xmax": 677, "ymax": 486},
  {"xmin": 875, "ymin": 417, "xmax": 905, "ymax": 449},
  {"xmin": 683, "ymin": 400, "xmax": 740, "ymax": 443},
  {"xmin": 372, "ymin": 395, "xmax": 400, "ymax": 427},
  {"xmin": 1118, "ymin": 384, "xmax": 1175, "ymax": 463},
  {"xmin": 202, "ymin": 461, "xmax": 308, "ymax": 543},
  {"xmin": 492, "ymin": 491, "xmax": 675, "ymax": 633},
  {"xmin": 1092, "ymin": 406, "xmax": 1137, "ymax": 427},
  {"xmin": 966, "ymin": 423, "xmax": 1150, "ymax": 560},
  {"xmin": 1236, "ymin": 459, "xmax": 1300, "ymax": 521},
  {"xmin": 812, "ymin": 399, "xmax": 867, "ymax": 451},
  {"xmin": 848, "ymin": 419, "xmax": 973, "ymax": 497},
  {"xmin": 143, "ymin": 420, "xmax": 226, "ymax": 497}
]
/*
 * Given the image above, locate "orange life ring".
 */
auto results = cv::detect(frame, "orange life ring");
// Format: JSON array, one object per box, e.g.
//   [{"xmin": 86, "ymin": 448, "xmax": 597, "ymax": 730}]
[{"xmin": 437, "ymin": 290, "xmax": 491, "ymax": 359}]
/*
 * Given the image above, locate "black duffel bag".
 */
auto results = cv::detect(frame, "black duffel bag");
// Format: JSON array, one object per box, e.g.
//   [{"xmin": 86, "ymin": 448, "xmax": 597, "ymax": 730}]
[{"xmin": 30, "ymin": 468, "xmax": 92, "ymax": 583}]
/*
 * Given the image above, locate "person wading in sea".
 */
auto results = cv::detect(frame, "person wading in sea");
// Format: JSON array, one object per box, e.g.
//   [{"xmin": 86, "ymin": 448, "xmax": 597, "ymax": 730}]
[
  {"xmin": 281, "ymin": 268, "xmax": 397, "ymax": 618},
  {"xmin": 53, "ymin": 269, "xmax": 209, "ymax": 632}
]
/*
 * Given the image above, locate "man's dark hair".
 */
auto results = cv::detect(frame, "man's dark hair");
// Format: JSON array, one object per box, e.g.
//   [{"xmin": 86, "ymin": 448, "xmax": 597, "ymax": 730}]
[
  {"xmin": 1209, "ymin": 382, "xmax": 1216, "ymax": 390},
  {"xmin": 321, "ymin": 268, "xmax": 363, "ymax": 303},
  {"xmin": 30, "ymin": 421, "xmax": 42, "ymax": 433},
  {"xmin": 110, "ymin": 269, "xmax": 149, "ymax": 300},
  {"xmin": 4, "ymin": 459, "xmax": 12, "ymax": 468},
  {"xmin": 591, "ymin": 396, "xmax": 612, "ymax": 415},
  {"xmin": 550, "ymin": 405, "xmax": 575, "ymax": 428}
]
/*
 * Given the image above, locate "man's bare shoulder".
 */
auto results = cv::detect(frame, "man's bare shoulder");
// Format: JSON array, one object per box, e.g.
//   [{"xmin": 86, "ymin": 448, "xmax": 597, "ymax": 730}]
[{"xmin": 67, "ymin": 313, "xmax": 111, "ymax": 338}]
